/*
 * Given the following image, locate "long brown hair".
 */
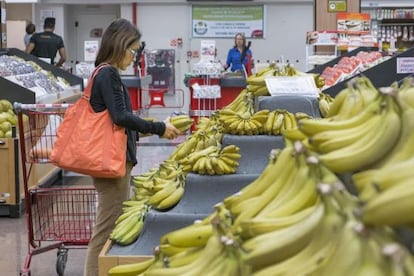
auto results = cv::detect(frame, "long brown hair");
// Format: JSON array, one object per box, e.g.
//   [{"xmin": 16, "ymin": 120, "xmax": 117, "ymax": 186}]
[
  {"xmin": 233, "ymin": 32, "xmax": 246, "ymax": 48},
  {"xmin": 95, "ymin": 18, "xmax": 142, "ymax": 67}
]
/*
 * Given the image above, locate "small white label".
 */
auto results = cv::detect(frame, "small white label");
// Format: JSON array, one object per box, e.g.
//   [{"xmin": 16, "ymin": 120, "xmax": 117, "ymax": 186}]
[
  {"xmin": 397, "ymin": 57, "xmax": 414, "ymax": 74},
  {"xmin": 265, "ymin": 76, "xmax": 319, "ymax": 97}
]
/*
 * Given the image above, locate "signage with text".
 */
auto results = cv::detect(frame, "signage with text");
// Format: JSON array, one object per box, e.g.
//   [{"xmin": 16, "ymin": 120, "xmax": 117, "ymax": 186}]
[
  {"xmin": 192, "ymin": 5, "xmax": 264, "ymax": 38},
  {"xmin": 265, "ymin": 76, "xmax": 319, "ymax": 97}
]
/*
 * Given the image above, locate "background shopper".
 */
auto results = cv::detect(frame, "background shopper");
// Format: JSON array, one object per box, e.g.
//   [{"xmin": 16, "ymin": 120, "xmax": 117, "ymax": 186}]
[
  {"xmin": 224, "ymin": 32, "xmax": 253, "ymax": 75},
  {"xmin": 83, "ymin": 18, "xmax": 181, "ymax": 276},
  {"xmin": 23, "ymin": 23, "xmax": 35, "ymax": 47},
  {"xmin": 25, "ymin": 17, "xmax": 66, "ymax": 67}
]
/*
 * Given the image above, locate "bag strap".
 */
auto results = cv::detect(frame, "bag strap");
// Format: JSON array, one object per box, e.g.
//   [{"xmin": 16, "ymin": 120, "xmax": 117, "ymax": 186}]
[{"xmin": 82, "ymin": 63, "xmax": 110, "ymax": 99}]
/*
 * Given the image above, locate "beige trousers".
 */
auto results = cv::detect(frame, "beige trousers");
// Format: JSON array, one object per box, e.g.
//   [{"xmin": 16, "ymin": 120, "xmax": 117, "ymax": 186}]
[{"xmin": 84, "ymin": 163, "xmax": 132, "ymax": 276}]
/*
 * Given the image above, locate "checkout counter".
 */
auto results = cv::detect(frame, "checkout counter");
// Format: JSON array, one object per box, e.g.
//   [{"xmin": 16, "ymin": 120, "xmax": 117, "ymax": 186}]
[{"xmin": 188, "ymin": 74, "xmax": 246, "ymax": 127}]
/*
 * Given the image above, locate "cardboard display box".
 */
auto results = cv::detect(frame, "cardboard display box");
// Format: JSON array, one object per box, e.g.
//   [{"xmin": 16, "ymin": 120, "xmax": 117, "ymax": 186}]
[{"xmin": 98, "ymin": 239, "xmax": 151, "ymax": 276}]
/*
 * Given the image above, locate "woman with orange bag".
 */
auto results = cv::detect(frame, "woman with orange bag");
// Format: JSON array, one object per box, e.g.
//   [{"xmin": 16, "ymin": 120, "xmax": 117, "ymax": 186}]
[{"xmin": 83, "ymin": 18, "xmax": 181, "ymax": 276}]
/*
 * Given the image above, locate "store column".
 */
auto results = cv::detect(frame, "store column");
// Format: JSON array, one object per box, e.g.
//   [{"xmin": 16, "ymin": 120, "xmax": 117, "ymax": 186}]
[{"xmin": 0, "ymin": 0, "xmax": 6, "ymax": 48}]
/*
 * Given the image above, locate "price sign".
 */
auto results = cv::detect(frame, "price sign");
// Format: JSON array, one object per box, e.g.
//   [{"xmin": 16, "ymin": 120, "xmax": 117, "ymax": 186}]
[
  {"xmin": 265, "ymin": 76, "xmax": 319, "ymax": 97},
  {"xmin": 397, "ymin": 58, "xmax": 414, "ymax": 74}
]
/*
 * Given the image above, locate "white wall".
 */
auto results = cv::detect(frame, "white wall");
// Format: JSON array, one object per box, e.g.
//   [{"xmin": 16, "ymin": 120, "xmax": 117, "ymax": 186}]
[
  {"xmin": 137, "ymin": 2, "xmax": 314, "ymax": 90},
  {"xmin": 22, "ymin": 1, "xmax": 314, "ymax": 88}
]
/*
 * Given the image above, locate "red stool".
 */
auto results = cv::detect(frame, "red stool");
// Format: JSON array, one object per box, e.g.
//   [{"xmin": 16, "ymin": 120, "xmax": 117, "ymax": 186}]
[{"xmin": 148, "ymin": 89, "xmax": 167, "ymax": 107}]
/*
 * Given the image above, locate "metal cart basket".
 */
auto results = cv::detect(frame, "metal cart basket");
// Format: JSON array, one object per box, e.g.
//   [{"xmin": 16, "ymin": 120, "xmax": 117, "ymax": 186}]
[{"xmin": 14, "ymin": 103, "xmax": 97, "ymax": 276}]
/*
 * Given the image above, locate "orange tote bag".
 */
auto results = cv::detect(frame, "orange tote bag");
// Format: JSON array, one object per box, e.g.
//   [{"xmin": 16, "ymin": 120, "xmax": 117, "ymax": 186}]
[{"xmin": 50, "ymin": 64, "xmax": 127, "ymax": 178}]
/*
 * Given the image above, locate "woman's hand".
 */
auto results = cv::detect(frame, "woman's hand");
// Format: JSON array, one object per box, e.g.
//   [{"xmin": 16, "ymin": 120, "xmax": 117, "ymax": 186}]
[{"xmin": 162, "ymin": 117, "xmax": 182, "ymax": 140}]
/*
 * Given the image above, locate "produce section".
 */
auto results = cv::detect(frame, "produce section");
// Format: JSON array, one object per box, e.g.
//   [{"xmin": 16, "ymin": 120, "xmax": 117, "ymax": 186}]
[{"xmin": 100, "ymin": 66, "xmax": 414, "ymax": 275}]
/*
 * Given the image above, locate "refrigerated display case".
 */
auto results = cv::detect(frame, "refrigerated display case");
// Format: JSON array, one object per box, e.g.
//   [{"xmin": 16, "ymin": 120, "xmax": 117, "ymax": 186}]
[
  {"xmin": 0, "ymin": 48, "xmax": 83, "ymax": 217},
  {"xmin": 307, "ymin": 46, "xmax": 414, "ymax": 97}
]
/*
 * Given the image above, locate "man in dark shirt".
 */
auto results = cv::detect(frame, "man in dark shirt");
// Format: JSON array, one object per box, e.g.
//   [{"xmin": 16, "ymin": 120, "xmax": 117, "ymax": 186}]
[{"xmin": 26, "ymin": 17, "xmax": 67, "ymax": 67}]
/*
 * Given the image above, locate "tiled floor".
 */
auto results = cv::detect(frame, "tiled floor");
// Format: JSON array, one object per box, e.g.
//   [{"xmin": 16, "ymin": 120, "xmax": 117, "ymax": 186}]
[{"xmin": 0, "ymin": 122, "xmax": 186, "ymax": 275}]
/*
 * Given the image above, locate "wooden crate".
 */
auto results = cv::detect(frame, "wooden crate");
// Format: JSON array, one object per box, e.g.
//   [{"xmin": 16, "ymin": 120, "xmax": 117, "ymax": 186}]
[{"xmin": 98, "ymin": 239, "xmax": 151, "ymax": 276}]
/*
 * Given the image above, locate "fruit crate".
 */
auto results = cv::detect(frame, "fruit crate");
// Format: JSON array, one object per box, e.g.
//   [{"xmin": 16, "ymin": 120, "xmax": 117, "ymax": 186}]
[{"xmin": 98, "ymin": 240, "xmax": 151, "ymax": 276}]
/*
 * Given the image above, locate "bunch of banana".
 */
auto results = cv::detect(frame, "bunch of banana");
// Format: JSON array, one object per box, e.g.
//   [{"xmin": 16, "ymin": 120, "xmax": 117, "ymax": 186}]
[
  {"xmin": 325, "ymin": 76, "xmax": 379, "ymax": 120},
  {"xmin": 180, "ymin": 145, "xmax": 220, "ymax": 172},
  {"xmin": 223, "ymin": 88, "xmax": 250, "ymax": 113},
  {"xmin": 194, "ymin": 113, "xmax": 224, "ymax": 133},
  {"xmin": 147, "ymin": 171, "xmax": 186, "ymax": 210},
  {"xmin": 108, "ymin": 257, "xmax": 155, "ymax": 276},
  {"xmin": 169, "ymin": 114, "xmax": 194, "ymax": 133},
  {"xmin": 250, "ymin": 185, "xmax": 348, "ymax": 275},
  {"xmin": 318, "ymin": 92, "xmax": 334, "ymax": 118},
  {"xmin": 110, "ymin": 201, "xmax": 149, "ymax": 245},
  {"xmin": 360, "ymin": 176, "xmax": 414, "ymax": 227},
  {"xmin": 169, "ymin": 124, "xmax": 223, "ymax": 162},
  {"xmin": 219, "ymin": 97, "xmax": 269, "ymax": 135},
  {"xmin": 298, "ymin": 89, "xmax": 402, "ymax": 173},
  {"xmin": 352, "ymin": 79, "xmax": 414, "ymax": 200},
  {"xmin": 187, "ymin": 144, "xmax": 241, "ymax": 175},
  {"xmin": 262, "ymin": 109, "xmax": 300, "ymax": 135}
]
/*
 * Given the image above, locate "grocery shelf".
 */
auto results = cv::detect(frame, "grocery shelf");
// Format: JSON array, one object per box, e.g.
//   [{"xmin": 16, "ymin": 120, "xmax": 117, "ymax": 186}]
[{"xmin": 308, "ymin": 46, "xmax": 414, "ymax": 97}]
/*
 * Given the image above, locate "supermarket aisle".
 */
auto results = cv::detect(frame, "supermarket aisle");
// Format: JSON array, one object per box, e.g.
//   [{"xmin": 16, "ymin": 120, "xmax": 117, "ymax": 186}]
[{"xmin": 0, "ymin": 131, "xmax": 185, "ymax": 276}]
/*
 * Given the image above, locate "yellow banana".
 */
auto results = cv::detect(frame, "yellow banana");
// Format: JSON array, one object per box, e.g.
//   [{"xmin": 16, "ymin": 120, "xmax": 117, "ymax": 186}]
[
  {"xmin": 148, "ymin": 182, "xmax": 178, "ymax": 206},
  {"xmin": 362, "ymin": 178, "xmax": 414, "ymax": 226},
  {"xmin": 319, "ymin": 98, "xmax": 401, "ymax": 173},
  {"xmin": 239, "ymin": 203, "xmax": 317, "ymax": 238},
  {"xmin": 160, "ymin": 224, "xmax": 213, "ymax": 248},
  {"xmin": 220, "ymin": 144, "xmax": 240, "ymax": 154},
  {"xmin": 298, "ymin": 95, "xmax": 383, "ymax": 136},
  {"xmin": 242, "ymin": 201, "xmax": 324, "ymax": 269},
  {"xmin": 253, "ymin": 193, "xmax": 345, "ymax": 276},
  {"xmin": 272, "ymin": 112, "xmax": 285, "ymax": 135},
  {"xmin": 155, "ymin": 185, "xmax": 185, "ymax": 210},
  {"xmin": 264, "ymin": 110, "xmax": 276, "ymax": 134},
  {"xmin": 166, "ymin": 246, "xmax": 204, "ymax": 268},
  {"xmin": 145, "ymin": 234, "xmax": 224, "ymax": 276},
  {"xmin": 108, "ymin": 257, "xmax": 155, "ymax": 276},
  {"xmin": 223, "ymin": 147, "xmax": 292, "ymax": 208}
]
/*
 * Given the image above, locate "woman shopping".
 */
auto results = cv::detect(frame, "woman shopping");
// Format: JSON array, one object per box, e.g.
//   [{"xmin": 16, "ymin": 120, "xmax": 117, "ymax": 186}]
[{"xmin": 83, "ymin": 18, "xmax": 181, "ymax": 276}]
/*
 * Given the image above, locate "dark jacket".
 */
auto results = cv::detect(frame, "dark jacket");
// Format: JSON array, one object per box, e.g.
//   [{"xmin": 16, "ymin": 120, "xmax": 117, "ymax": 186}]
[{"xmin": 89, "ymin": 66, "xmax": 166, "ymax": 165}]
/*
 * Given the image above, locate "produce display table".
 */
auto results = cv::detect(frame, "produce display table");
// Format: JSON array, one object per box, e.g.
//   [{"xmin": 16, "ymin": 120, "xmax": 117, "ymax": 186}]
[{"xmin": 99, "ymin": 94, "xmax": 323, "ymax": 274}]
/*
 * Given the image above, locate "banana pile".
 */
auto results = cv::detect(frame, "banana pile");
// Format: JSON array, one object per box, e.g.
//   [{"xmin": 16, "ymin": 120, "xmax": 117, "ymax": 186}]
[
  {"xmin": 133, "ymin": 160, "xmax": 187, "ymax": 210},
  {"xmin": 349, "ymin": 78, "xmax": 414, "ymax": 227},
  {"xmin": 318, "ymin": 92, "xmax": 334, "ymax": 117},
  {"xmin": 263, "ymin": 109, "xmax": 311, "ymax": 136},
  {"xmin": 179, "ymin": 144, "xmax": 241, "ymax": 175},
  {"xmin": 169, "ymin": 114, "xmax": 194, "ymax": 133},
  {"xmin": 109, "ymin": 140, "xmax": 414, "ymax": 275},
  {"xmin": 218, "ymin": 93, "xmax": 269, "ymax": 136},
  {"xmin": 108, "ymin": 75, "xmax": 414, "ymax": 274},
  {"xmin": 298, "ymin": 79, "xmax": 402, "ymax": 174},
  {"xmin": 109, "ymin": 200, "xmax": 149, "ymax": 245},
  {"xmin": 169, "ymin": 125, "xmax": 223, "ymax": 161}
]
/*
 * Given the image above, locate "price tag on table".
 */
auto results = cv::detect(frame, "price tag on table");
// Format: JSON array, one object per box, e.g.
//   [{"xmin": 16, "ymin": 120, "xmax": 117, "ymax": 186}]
[{"xmin": 265, "ymin": 76, "xmax": 319, "ymax": 97}]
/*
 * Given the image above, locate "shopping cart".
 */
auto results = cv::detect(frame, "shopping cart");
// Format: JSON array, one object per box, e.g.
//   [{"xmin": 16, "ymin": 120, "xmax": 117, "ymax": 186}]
[{"xmin": 14, "ymin": 103, "xmax": 98, "ymax": 276}]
